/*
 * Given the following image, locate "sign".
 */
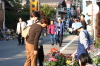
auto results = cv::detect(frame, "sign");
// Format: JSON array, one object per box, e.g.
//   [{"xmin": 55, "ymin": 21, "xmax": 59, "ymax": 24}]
[
  {"xmin": 66, "ymin": 1, "xmax": 71, "ymax": 8},
  {"xmin": 87, "ymin": 4, "xmax": 99, "ymax": 15},
  {"xmin": 96, "ymin": 0, "xmax": 100, "ymax": 2}
]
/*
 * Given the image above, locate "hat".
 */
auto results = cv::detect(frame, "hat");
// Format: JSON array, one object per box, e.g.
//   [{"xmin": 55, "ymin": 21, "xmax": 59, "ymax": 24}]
[
  {"xmin": 75, "ymin": 23, "xmax": 83, "ymax": 30},
  {"xmin": 57, "ymin": 17, "xmax": 61, "ymax": 20}
]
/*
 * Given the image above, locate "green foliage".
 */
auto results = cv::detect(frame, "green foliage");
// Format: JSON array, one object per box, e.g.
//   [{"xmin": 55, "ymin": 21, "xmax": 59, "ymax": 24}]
[
  {"xmin": 5, "ymin": 11, "xmax": 29, "ymax": 31},
  {"xmin": 48, "ymin": 61, "xmax": 57, "ymax": 66},
  {"xmin": 8, "ymin": 0, "xmax": 22, "ymax": 8},
  {"xmin": 92, "ymin": 56, "xmax": 100, "ymax": 64},
  {"xmin": 56, "ymin": 54, "xmax": 66, "ymax": 66},
  {"xmin": 5, "ymin": 0, "xmax": 30, "ymax": 31},
  {"xmin": 40, "ymin": 4, "xmax": 56, "ymax": 18},
  {"xmin": 22, "ymin": 5, "xmax": 30, "ymax": 12},
  {"xmin": 94, "ymin": 38, "xmax": 100, "ymax": 48}
]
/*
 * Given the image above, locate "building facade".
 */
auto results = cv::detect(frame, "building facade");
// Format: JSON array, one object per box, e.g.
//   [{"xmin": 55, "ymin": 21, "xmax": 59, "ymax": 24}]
[{"xmin": 0, "ymin": 0, "xmax": 5, "ymax": 29}]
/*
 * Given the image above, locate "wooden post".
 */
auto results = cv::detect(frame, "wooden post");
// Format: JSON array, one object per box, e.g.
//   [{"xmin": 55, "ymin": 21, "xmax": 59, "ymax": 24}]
[
  {"xmin": 38, "ymin": 0, "xmax": 40, "ymax": 11},
  {"xmin": 30, "ymin": 0, "xmax": 32, "ymax": 13}
]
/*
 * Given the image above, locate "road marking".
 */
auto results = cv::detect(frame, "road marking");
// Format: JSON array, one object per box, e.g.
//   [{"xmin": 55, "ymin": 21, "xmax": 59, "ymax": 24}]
[{"xmin": 60, "ymin": 36, "xmax": 78, "ymax": 52}]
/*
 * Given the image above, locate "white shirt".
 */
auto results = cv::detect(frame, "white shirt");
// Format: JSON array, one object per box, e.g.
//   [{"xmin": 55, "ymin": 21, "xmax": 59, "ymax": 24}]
[
  {"xmin": 16, "ymin": 21, "xmax": 26, "ymax": 34},
  {"xmin": 72, "ymin": 22, "xmax": 76, "ymax": 30},
  {"xmin": 27, "ymin": 20, "xmax": 34, "ymax": 26}
]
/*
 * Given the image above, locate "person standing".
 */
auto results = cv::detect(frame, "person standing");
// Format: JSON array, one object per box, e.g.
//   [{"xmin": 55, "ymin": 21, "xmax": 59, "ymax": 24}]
[
  {"xmin": 27, "ymin": 12, "xmax": 40, "ymax": 26},
  {"xmin": 48, "ymin": 20, "xmax": 56, "ymax": 45},
  {"xmin": 72, "ymin": 23, "xmax": 93, "ymax": 60},
  {"xmin": 55, "ymin": 18, "xmax": 64, "ymax": 47},
  {"xmin": 24, "ymin": 17, "xmax": 50, "ymax": 66},
  {"xmin": 16, "ymin": 17, "xmax": 26, "ymax": 45},
  {"xmin": 26, "ymin": 11, "xmax": 44, "ymax": 66},
  {"xmin": 80, "ymin": 14, "xmax": 87, "ymax": 30}
]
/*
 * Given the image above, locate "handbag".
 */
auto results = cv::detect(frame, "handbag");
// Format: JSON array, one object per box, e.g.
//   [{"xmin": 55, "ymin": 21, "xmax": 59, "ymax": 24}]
[{"xmin": 22, "ymin": 25, "xmax": 31, "ymax": 39}]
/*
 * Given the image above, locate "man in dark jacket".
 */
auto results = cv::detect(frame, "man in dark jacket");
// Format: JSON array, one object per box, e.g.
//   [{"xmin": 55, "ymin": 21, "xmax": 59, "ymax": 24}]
[{"xmin": 80, "ymin": 14, "xmax": 87, "ymax": 30}]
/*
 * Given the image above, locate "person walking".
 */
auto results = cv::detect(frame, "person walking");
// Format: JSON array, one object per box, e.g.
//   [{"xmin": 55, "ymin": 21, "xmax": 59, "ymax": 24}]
[
  {"xmin": 72, "ymin": 23, "xmax": 93, "ymax": 60},
  {"xmin": 80, "ymin": 14, "xmax": 87, "ymax": 30},
  {"xmin": 48, "ymin": 20, "xmax": 56, "ymax": 45},
  {"xmin": 16, "ymin": 17, "xmax": 26, "ymax": 45},
  {"xmin": 24, "ymin": 17, "xmax": 50, "ymax": 66},
  {"xmin": 55, "ymin": 18, "xmax": 64, "ymax": 47}
]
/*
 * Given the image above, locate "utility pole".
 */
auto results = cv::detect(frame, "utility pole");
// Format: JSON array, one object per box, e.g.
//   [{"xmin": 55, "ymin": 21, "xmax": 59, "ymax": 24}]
[{"xmin": 38, "ymin": 0, "xmax": 40, "ymax": 11}]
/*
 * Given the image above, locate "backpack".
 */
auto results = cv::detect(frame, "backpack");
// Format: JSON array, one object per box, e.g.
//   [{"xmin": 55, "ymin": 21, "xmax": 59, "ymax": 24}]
[{"xmin": 22, "ymin": 25, "xmax": 31, "ymax": 39}]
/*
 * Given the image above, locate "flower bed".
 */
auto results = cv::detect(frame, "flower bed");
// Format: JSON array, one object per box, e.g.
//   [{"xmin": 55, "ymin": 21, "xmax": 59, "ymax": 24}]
[{"xmin": 43, "ymin": 48, "xmax": 79, "ymax": 66}]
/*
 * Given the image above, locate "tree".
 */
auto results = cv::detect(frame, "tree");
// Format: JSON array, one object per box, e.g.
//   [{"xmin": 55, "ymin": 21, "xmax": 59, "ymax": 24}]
[
  {"xmin": 40, "ymin": 4, "xmax": 56, "ymax": 18},
  {"xmin": 8, "ymin": 0, "xmax": 22, "ymax": 8},
  {"xmin": 5, "ymin": 0, "xmax": 30, "ymax": 31}
]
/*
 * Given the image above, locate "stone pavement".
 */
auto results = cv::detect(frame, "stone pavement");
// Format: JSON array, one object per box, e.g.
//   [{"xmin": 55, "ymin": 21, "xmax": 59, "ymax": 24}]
[{"xmin": 0, "ymin": 35, "xmax": 78, "ymax": 66}]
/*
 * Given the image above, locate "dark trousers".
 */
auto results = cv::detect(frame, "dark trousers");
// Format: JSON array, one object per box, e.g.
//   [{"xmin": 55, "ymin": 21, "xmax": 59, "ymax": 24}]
[
  {"xmin": 38, "ymin": 46, "xmax": 44, "ymax": 66},
  {"xmin": 56, "ymin": 31, "xmax": 63, "ymax": 47},
  {"xmin": 18, "ymin": 33, "xmax": 24, "ymax": 45}
]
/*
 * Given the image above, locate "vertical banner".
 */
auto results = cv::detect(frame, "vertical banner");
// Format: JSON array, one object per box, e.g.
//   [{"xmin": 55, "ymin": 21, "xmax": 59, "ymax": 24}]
[{"xmin": 66, "ymin": 1, "xmax": 71, "ymax": 18}]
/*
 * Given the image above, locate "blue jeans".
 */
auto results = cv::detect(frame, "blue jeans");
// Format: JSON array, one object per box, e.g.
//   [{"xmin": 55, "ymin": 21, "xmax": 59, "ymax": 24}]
[{"xmin": 50, "ymin": 34, "xmax": 56, "ymax": 44}]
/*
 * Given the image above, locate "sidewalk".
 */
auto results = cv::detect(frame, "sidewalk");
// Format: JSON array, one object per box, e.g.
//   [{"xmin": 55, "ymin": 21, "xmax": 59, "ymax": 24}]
[{"xmin": 43, "ymin": 35, "xmax": 78, "ymax": 55}]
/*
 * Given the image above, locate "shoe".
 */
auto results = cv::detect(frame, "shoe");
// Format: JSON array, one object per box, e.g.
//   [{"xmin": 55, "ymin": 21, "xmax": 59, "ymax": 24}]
[
  {"xmin": 59, "ymin": 43, "xmax": 62, "ymax": 47},
  {"xmin": 52, "ymin": 44, "xmax": 54, "ymax": 45},
  {"xmin": 21, "ymin": 43, "xmax": 24, "ymax": 45},
  {"xmin": 18, "ymin": 44, "xmax": 20, "ymax": 45},
  {"xmin": 56, "ymin": 42, "xmax": 57, "ymax": 45},
  {"xmin": 59, "ymin": 45, "xmax": 61, "ymax": 47}
]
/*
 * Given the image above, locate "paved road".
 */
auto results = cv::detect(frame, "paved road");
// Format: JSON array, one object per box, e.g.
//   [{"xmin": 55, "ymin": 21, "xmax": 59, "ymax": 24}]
[{"xmin": 0, "ymin": 35, "xmax": 78, "ymax": 66}]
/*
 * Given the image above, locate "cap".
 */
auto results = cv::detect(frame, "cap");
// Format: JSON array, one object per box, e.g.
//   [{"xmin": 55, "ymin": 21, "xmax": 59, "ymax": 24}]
[
  {"xmin": 75, "ymin": 23, "xmax": 83, "ymax": 30},
  {"xmin": 57, "ymin": 17, "xmax": 61, "ymax": 20}
]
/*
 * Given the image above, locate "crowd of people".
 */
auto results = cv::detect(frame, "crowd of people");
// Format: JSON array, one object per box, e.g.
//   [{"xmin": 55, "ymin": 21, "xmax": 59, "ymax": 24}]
[{"xmin": 0, "ymin": 11, "xmax": 96, "ymax": 66}]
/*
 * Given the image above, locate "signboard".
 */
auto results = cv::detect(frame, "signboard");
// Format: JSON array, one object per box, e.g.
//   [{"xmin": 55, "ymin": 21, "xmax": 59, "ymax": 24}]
[
  {"xmin": 96, "ymin": 0, "xmax": 100, "ymax": 2},
  {"xmin": 87, "ymin": 4, "xmax": 99, "ymax": 15},
  {"xmin": 66, "ymin": 1, "xmax": 71, "ymax": 8}
]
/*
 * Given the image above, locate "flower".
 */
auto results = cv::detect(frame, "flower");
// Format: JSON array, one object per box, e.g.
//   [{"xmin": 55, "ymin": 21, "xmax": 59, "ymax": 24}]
[
  {"xmin": 43, "ymin": 48, "xmax": 67, "ymax": 66},
  {"xmin": 89, "ymin": 45, "xmax": 100, "ymax": 64},
  {"xmin": 66, "ymin": 60, "xmax": 71, "ymax": 65},
  {"xmin": 49, "ymin": 58, "xmax": 57, "ymax": 61},
  {"xmin": 43, "ymin": 48, "xmax": 79, "ymax": 66}
]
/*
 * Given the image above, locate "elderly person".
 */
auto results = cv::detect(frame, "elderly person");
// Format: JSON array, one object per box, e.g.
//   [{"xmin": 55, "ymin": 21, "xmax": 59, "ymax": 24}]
[
  {"xmin": 72, "ymin": 23, "xmax": 93, "ymax": 60},
  {"xmin": 55, "ymin": 18, "xmax": 64, "ymax": 47}
]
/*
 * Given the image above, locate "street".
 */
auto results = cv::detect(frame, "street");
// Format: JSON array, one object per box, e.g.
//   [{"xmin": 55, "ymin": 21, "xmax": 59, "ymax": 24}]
[{"xmin": 0, "ymin": 35, "xmax": 78, "ymax": 66}]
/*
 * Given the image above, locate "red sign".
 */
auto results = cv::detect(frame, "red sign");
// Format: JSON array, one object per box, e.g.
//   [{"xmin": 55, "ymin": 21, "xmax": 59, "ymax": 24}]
[{"xmin": 66, "ymin": 1, "xmax": 71, "ymax": 8}]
